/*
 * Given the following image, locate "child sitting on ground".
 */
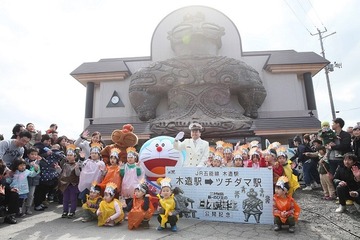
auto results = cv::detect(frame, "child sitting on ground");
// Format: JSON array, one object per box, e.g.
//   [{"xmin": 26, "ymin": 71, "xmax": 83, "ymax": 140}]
[
  {"xmin": 123, "ymin": 182, "xmax": 154, "ymax": 230},
  {"xmin": 273, "ymin": 176, "xmax": 301, "ymax": 233},
  {"xmin": 156, "ymin": 178, "xmax": 179, "ymax": 232},
  {"xmin": 82, "ymin": 182, "xmax": 102, "ymax": 222},
  {"xmin": 97, "ymin": 182, "xmax": 124, "ymax": 226}
]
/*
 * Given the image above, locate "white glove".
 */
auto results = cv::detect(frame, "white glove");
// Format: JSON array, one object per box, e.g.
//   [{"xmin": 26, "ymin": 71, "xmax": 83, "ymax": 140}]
[{"xmin": 175, "ymin": 131, "xmax": 184, "ymax": 141}]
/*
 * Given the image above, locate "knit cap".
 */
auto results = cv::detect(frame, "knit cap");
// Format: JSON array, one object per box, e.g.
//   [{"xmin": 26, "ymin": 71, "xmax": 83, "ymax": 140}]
[{"xmin": 321, "ymin": 121, "xmax": 330, "ymax": 127}]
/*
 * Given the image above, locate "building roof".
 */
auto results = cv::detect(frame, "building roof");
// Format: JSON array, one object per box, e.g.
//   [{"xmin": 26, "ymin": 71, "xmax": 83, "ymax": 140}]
[{"xmin": 251, "ymin": 117, "xmax": 321, "ymax": 135}]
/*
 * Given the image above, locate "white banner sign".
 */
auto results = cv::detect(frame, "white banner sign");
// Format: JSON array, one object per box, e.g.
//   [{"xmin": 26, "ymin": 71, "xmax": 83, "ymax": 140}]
[{"xmin": 166, "ymin": 167, "xmax": 274, "ymax": 224}]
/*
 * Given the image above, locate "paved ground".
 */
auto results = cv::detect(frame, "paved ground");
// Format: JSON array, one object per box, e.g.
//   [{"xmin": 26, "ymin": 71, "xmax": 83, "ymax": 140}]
[{"xmin": 1, "ymin": 188, "xmax": 360, "ymax": 240}]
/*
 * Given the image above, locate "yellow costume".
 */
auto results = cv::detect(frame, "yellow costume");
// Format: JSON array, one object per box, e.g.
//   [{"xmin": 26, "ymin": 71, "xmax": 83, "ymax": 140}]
[
  {"xmin": 82, "ymin": 194, "xmax": 102, "ymax": 213},
  {"xmin": 282, "ymin": 160, "xmax": 300, "ymax": 197},
  {"xmin": 97, "ymin": 198, "xmax": 124, "ymax": 226},
  {"xmin": 157, "ymin": 193, "xmax": 177, "ymax": 228}
]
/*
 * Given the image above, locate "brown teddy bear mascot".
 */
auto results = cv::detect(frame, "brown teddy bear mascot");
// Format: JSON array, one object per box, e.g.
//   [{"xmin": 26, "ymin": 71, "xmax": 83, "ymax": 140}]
[{"xmin": 101, "ymin": 124, "xmax": 138, "ymax": 164}]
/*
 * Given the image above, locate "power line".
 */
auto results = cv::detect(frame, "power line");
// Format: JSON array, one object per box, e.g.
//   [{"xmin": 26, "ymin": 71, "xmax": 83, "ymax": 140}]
[
  {"xmin": 295, "ymin": 0, "xmax": 318, "ymax": 29},
  {"xmin": 307, "ymin": 0, "xmax": 326, "ymax": 28},
  {"xmin": 283, "ymin": 0, "xmax": 312, "ymax": 34}
]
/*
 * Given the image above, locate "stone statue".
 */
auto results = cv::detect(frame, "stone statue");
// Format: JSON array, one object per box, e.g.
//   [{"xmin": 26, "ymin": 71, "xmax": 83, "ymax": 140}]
[{"xmin": 129, "ymin": 12, "xmax": 266, "ymax": 137}]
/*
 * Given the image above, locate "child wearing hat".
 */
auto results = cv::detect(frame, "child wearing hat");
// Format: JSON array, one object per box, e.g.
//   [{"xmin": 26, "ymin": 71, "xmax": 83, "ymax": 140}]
[
  {"xmin": 97, "ymin": 182, "xmax": 124, "ymax": 226},
  {"xmin": 120, "ymin": 147, "xmax": 143, "ymax": 203},
  {"xmin": 98, "ymin": 148, "xmax": 122, "ymax": 196},
  {"xmin": 273, "ymin": 176, "xmax": 301, "ymax": 233},
  {"xmin": 276, "ymin": 148, "xmax": 300, "ymax": 197},
  {"xmin": 318, "ymin": 121, "xmax": 342, "ymax": 157},
  {"xmin": 123, "ymin": 182, "xmax": 154, "ymax": 230},
  {"xmin": 212, "ymin": 151, "xmax": 224, "ymax": 167},
  {"xmin": 233, "ymin": 150, "xmax": 244, "ymax": 167},
  {"xmin": 81, "ymin": 182, "xmax": 102, "ymax": 222},
  {"xmin": 206, "ymin": 147, "xmax": 216, "ymax": 167},
  {"xmin": 156, "ymin": 178, "xmax": 179, "ymax": 232},
  {"xmin": 56, "ymin": 144, "xmax": 81, "ymax": 218},
  {"xmin": 78, "ymin": 143, "xmax": 106, "ymax": 203},
  {"xmin": 223, "ymin": 143, "xmax": 234, "ymax": 167}
]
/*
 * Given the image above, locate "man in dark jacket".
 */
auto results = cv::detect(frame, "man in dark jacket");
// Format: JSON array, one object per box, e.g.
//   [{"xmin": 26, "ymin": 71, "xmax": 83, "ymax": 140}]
[
  {"xmin": 291, "ymin": 134, "xmax": 320, "ymax": 190},
  {"xmin": 333, "ymin": 153, "xmax": 360, "ymax": 213},
  {"xmin": 352, "ymin": 124, "xmax": 360, "ymax": 159},
  {"xmin": 327, "ymin": 118, "xmax": 352, "ymax": 174}
]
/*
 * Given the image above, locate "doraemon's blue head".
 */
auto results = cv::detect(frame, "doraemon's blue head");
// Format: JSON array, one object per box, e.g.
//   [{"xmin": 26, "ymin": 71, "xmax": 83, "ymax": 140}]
[{"xmin": 139, "ymin": 136, "xmax": 185, "ymax": 181}]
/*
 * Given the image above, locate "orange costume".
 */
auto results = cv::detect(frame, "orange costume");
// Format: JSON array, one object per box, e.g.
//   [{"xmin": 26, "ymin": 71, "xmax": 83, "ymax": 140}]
[
  {"xmin": 98, "ymin": 165, "xmax": 121, "ymax": 195},
  {"xmin": 127, "ymin": 196, "xmax": 154, "ymax": 229},
  {"xmin": 273, "ymin": 194, "xmax": 300, "ymax": 224}
]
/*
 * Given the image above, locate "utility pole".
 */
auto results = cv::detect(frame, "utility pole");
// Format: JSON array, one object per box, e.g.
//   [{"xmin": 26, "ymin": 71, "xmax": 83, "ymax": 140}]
[{"xmin": 311, "ymin": 28, "xmax": 337, "ymax": 120}]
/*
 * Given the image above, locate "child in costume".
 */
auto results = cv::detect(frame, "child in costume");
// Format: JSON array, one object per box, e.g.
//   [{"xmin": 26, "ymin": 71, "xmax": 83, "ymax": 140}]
[
  {"xmin": 78, "ymin": 143, "xmax": 106, "ymax": 203},
  {"xmin": 156, "ymin": 178, "xmax": 179, "ymax": 232},
  {"xmin": 120, "ymin": 147, "xmax": 143, "ymax": 203},
  {"xmin": 123, "ymin": 182, "xmax": 154, "ymax": 229},
  {"xmin": 223, "ymin": 142, "xmax": 234, "ymax": 167},
  {"xmin": 212, "ymin": 151, "xmax": 224, "ymax": 167},
  {"xmin": 233, "ymin": 150, "xmax": 244, "ymax": 167},
  {"xmin": 273, "ymin": 176, "xmax": 300, "ymax": 233},
  {"xmin": 264, "ymin": 149, "xmax": 284, "ymax": 188},
  {"xmin": 215, "ymin": 141, "xmax": 224, "ymax": 154},
  {"xmin": 56, "ymin": 144, "xmax": 80, "ymax": 218},
  {"xmin": 9, "ymin": 157, "xmax": 40, "ymax": 217},
  {"xmin": 81, "ymin": 182, "xmax": 102, "ymax": 222},
  {"xmin": 276, "ymin": 148, "xmax": 300, "ymax": 197},
  {"xmin": 96, "ymin": 182, "xmax": 124, "ymax": 226},
  {"xmin": 206, "ymin": 147, "xmax": 216, "ymax": 167},
  {"xmin": 98, "ymin": 148, "xmax": 122, "ymax": 196}
]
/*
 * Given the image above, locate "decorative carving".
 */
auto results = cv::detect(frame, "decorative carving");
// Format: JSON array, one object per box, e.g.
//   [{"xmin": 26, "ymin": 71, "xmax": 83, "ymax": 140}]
[{"xmin": 128, "ymin": 12, "xmax": 267, "ymax": 137}]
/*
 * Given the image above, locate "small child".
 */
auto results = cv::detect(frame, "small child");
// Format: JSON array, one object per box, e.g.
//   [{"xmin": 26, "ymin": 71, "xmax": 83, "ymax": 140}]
[
  {"xmin": 24, "ymin": 147, "xmax": 42, "ymax": 215},
  {"xmin": 120, "ymin": 147, "xmax": 143, "ymax": 203},
  {"xmin": 273, "ymin": 176, "xmax": 301, "ymax": 233},
  {"xmin": 318, "ymin": 121, "xmax": 341, "ymax": 157},
  {"xmin": 317, "ymin": 146, "xmax": 336, "ymax": 200},
  {"xmin": 9, "ymin": 157, "xmax": 40, "ymax": 217},
  {"xmin": 232, "ymin": 150, "xmax": 244, "ymax": 167},
  {"xmin": 97, "ymin": 182, "xmax": 124, "ymax": 226},
  {"xmin": 81, "ymin": 182, "xmax": 102, "ymax": 222},
  {"xmin": 206, "ymin": 147, "xmax": 216, "ymax": 167},
  {"xmin": 98, "ymin": 148, "xmax": 122, "ymax": 196},
  {"xmin": 276, "ymin": 148, "xmax": 300, "ymax": 197},
  {"xmin": 123, "ymin": 182, "xmax": 154, "ymax": 230},
  {"xmin": 223, "ymin": 142, "xmax": 234, "ymax": 167},
  {"xmin": 78, "ymin": 143, "xmax": 106, "ymax": 203},
  {"xmin": 57, "ymin": 144, "xmax": 80, "ymax": 218},
  {"xmin": 212, "ymin": 151, "xmax": 224, "ymax": 167},
  {"xmin": 156, "ymin": 178, "xmax": 179, "ymax": 232}
]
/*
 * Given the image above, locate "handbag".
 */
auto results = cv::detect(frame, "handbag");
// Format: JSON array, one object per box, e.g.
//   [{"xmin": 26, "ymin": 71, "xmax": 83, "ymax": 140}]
[{"xmin": 321, "ymin": 162, "xmax": 334, "ymax": 180}]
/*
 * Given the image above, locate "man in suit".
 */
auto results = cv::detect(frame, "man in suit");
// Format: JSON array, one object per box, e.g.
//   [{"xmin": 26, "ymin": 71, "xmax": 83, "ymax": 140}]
[{"xmin": 173, "ymin": 123, "xmax": 209, "ymax": 167}]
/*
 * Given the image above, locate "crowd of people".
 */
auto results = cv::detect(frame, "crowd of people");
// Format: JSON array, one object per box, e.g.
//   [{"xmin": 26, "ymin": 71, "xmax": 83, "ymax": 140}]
[{"xmin": 0, "ymin": 118, "xmax": 359, "ymax": 234}]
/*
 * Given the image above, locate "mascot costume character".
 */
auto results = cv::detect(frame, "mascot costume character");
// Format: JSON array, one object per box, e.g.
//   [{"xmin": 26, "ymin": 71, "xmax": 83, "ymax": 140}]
[
  {"xmin": 101, "ymin": 124, "xmax": 139, "ymax": 164},
  {"xmin": 139, "ymin": 136, "xmax": 185, "ymax": 198}
]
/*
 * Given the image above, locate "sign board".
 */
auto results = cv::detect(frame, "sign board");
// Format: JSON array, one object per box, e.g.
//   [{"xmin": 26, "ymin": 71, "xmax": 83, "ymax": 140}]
[{"xmin": 166, "ymin": 167, "xmax": 274, "ymax": 224}]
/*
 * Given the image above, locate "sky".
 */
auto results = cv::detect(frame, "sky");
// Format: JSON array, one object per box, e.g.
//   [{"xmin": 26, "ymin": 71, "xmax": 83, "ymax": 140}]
[{"xmin": 0, "ymin": 0, "xmax": 359, "ymax": 140}]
